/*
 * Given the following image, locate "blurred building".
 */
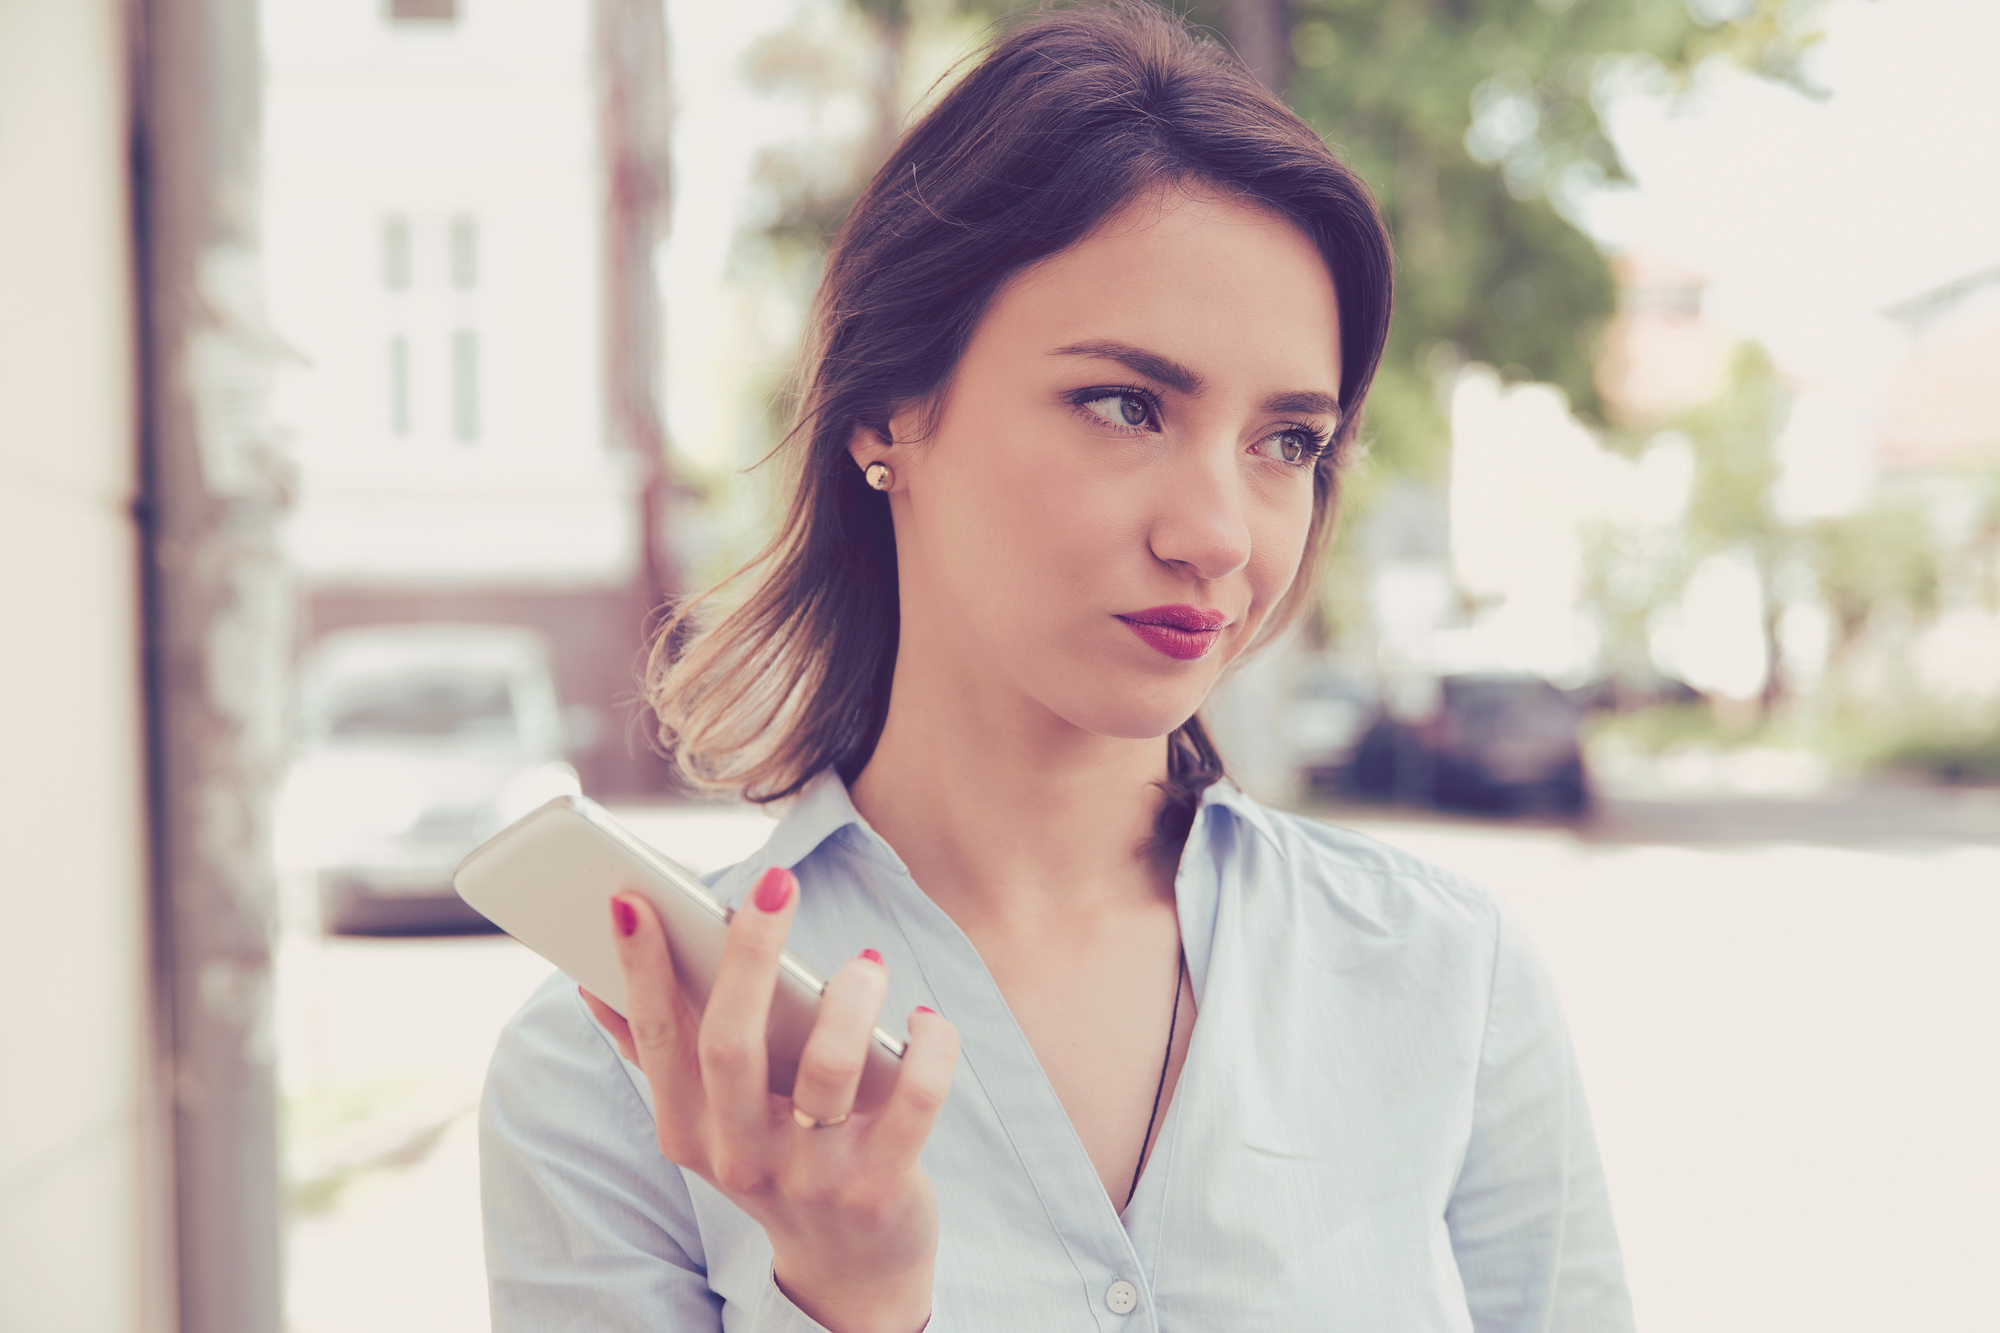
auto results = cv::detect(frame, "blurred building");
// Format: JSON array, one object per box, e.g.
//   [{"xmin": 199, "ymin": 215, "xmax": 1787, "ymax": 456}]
[
  {"xmin": 1594, "ymin": 251, "xmax": 1734, "ymax": 427},
  {"xmin": 1881, "ymin": 266, "xmax": 2000, "ymax": 473},
  {"xmin": 1879, "ymin": 267, "xmax": 2000, "ymax": 712},
  {"xmin": 263, "ymin": 0, "xmax": 672, "ymax": 795}
]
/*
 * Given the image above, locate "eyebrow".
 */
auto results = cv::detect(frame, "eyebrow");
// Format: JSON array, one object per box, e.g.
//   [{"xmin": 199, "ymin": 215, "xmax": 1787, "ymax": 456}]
[
  {"xmin": 1263, "ymin": 389, "xmax": 1343, "ymax": 420},
  {"xmin": 1053, "ymin": 340, "xmax": 1205, "ymax": 396},
  {"xmin": 1052, "ymin": 339, "xmax": 1342, "ymax": 422}
]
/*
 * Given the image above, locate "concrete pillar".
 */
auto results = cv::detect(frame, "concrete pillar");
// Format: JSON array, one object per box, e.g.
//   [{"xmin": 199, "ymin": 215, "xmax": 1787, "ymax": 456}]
[{"xmin": 137, "ymin": 0, "xmax": 290, "ymax": 1327}]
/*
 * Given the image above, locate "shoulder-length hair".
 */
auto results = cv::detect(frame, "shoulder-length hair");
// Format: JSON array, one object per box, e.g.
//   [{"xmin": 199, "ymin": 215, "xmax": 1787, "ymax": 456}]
[{"xmin": 646, "ymin": 1, "xmax": 1393, "ymax": 846}]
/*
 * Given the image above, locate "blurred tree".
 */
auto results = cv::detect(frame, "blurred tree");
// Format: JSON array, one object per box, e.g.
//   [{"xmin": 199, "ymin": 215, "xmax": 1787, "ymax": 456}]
[
  {"xmin": 1678, "ymin": 344, "xmax": 1784, "ymax": 554},
  {"xmin": 1672, "ymin": 342, "xmax": 1789, "ymax": 707},
  {"xmin": 1190, "ymin": 0, "xmax": 1832, "ymax": 477},
  {"xmin": 744, "ymin": 0, "xmax": 947, "ymax": 268},
  {"xmin": 1580, "ymin": 344, "xmax": 1798, "ymax": 710},
  {"xmin": 1804, "ymin": 502, "xmax": 1940, "ymax": 708},
  {"xmin": 1580, "ymin": 511, "xmax": 1687, "ymax": 694},
  {"xmin": 1620, "ymin": 344, "xmax": 1942, "ymax": 719}
]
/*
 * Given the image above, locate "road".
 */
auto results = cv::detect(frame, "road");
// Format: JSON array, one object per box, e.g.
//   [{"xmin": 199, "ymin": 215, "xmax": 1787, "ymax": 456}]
[{"xmin": 278, "ymin": 789, "xmax": 2000, "ymax": 1333}]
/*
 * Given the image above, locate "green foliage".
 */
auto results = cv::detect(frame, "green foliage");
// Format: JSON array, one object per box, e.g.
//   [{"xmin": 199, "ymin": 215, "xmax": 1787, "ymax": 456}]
[
  {"xmin": 1575, "ymin": 342, "xmax": 1789, "ymax": 687},
  {"xmin": 1579, "ymin": 513, "xmax": 1685, "ymax": 679},
  {"xmin": 1182, "ymin": 0, "xmax": 1828, "ymax": 477},
  {"xmin": 1675, "ymin": 341, "xmax": 1786, "ymax": 552},
  {"xmin": 1880, "ymin": 727, "xmax": 2000, "ymax": 786},
  {"xmin": 1585, "ymin": 698, "xmax": 1765, "ymax": 752},
  {"xmin": 1802, "ymin": 502, "xmax": 1940, "ymax": 643}
]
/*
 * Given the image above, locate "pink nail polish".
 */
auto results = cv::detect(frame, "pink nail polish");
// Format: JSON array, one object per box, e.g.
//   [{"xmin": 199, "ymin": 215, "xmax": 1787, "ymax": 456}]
[
  {"xmin": 915, "ymin": 1005, "xmax": 936, "ymax": 1016},
  {"xmin": 612, "ymin": 898, "xmax": 637, "ymax": 938},
  {"xmin": 860, "ymin": 948, "xmax": 883, "ymax": 965},
  {"xmin": 753, "ymin": 866, "xmax": 793, "ymax": 913}
]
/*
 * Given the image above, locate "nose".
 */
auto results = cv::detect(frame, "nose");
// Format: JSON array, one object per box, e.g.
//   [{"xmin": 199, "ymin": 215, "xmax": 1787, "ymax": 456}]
[{"xmin": 1146, "ymin": 439, "xmax": 1252, "ymax": 582}]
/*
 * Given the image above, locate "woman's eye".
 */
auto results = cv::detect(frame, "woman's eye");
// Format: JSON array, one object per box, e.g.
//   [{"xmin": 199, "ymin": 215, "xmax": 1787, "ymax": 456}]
[
  {"xmin": 1255, "ymin": 428, "xmax": 1322, "ymax": 467},
  {"xmin": 1082, "ymin": 393, "xmax": 1154, "ymax": 430}
]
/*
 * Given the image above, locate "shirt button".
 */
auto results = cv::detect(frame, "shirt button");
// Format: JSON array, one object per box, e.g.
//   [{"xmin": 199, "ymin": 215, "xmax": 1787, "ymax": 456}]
[{"xmin": 1105, "ymin": 1280, "xmax": 1139, "ymax": 1315}]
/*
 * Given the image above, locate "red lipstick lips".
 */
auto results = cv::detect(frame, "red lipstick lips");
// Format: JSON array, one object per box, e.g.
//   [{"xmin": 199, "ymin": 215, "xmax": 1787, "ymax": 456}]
[{"xmin": 1116, "ymin": 604, "xmax": 1227, "ymax": 661}]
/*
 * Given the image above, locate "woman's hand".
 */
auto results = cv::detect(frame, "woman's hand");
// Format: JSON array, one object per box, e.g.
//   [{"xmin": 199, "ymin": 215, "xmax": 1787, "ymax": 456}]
[{"xmin": 579, "ymin": 867, "xmax": 959, "ymax": 1333}]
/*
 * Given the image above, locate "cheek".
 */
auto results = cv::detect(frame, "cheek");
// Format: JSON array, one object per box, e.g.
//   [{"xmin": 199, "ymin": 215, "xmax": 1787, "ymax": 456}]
[
  {"xmin": 1244, "ymin": 491, "xmax": 1317, "ymax": 616},
  {"xmin": 928, "ymin": 421, "xmax": 1148, "ymax": 595}
]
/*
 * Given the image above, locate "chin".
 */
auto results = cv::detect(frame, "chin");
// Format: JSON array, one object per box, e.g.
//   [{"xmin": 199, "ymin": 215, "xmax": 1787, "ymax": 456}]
[{"xmin": 1051, "ymin": 679, "xmax": 1209, "ymax": 743}]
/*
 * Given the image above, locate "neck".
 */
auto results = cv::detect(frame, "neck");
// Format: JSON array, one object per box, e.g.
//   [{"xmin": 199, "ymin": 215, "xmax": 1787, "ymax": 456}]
[{"xmin": 849, "ymin": 656, "xmax": 1178, "ymax": 933}]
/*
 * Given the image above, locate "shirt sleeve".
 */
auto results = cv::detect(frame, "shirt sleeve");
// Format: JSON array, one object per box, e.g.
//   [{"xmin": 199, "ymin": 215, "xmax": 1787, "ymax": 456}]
[
  {"xmin": 480, "ymin": 978, "xmax": 838, "ymax": 1333},
  {"xmin": 1445, "ymin": 908, "xmax": 1635, "ymax": 1333}
]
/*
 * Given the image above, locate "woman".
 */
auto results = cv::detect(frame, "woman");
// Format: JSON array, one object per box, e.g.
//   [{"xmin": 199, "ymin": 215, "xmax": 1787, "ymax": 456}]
[{"xmin": 480, "ymin": 5, "xmax": 1632, "ymax": 1331}]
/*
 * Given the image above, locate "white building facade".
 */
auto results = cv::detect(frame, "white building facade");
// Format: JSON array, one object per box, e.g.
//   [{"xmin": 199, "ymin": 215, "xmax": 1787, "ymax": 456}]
[{"xmin": 263, "ymin": 0, "xmax": 671, "ymax": 793}]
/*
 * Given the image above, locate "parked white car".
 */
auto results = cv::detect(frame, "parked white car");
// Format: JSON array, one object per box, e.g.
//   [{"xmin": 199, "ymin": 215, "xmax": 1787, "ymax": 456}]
[{"xmin": 279, "ymin": 624, "xmax": 583, "ymax": 935}]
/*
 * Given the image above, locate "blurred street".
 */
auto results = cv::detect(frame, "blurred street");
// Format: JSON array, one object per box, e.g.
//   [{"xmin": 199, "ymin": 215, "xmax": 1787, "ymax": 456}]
[{"xmin": 279, "ymin": 789, "xmax": 2000, "ymax": 1333}]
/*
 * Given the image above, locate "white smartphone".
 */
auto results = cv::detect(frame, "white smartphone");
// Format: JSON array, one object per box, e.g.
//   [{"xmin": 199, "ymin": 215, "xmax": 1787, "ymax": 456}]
[{"xmin": 453, "ymin": 794, "xmax": 905, "ymax": 1111}]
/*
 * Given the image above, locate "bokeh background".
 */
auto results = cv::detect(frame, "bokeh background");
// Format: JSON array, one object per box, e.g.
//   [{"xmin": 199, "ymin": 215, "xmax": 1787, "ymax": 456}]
[{"xmin": 4, "ymin": 1, "xmax": 1997, "ymax": 1330}]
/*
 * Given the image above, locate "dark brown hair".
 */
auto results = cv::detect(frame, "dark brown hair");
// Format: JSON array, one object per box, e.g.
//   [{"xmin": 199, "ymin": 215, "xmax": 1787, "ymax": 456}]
[{"xmin": 647, "ymin": 1, "xmax": 1394, "ymax": 849}]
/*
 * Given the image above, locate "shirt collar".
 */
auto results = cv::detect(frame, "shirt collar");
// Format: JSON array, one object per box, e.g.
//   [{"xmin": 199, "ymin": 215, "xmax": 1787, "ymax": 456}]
[
  {"xmin": 1195, "ymin": 775, "xmax": 1285, "ymax": 857},
  {"xmin": 750, "ymin": 766, "xmax": 1282, "ymax": 883},
  {"xmin": 755, "ymin": 767, "xmax": 869, "ymax": 874}
]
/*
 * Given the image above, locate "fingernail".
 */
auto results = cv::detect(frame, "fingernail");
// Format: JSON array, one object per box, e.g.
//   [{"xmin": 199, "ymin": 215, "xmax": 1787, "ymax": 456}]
[
  {"xmin": 753, "ymin": 866, "xmax": 793, "ymax": 913},
  {"xmin": 915, "ymin": 1005, "xmax": 936, "ymax": 1016},
  {"xmin": 612, "ymin": 897, "xmax": 637, "ymax": 938},
  {"xmin": 859, "ymin": 948, "xmax": 883, "ymax": 965}
]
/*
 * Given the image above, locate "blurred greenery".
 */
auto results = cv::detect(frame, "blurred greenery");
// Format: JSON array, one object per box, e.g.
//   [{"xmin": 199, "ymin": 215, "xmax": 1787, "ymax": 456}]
[
  {"xmin": 1208, "ymin": 0, "xmax": 1831, "ymax": 476},
  {"xmin": 1677, "ymin": 343, "xmax": 1785, "ymax": 556},
  {"xmin": 1590, "ymin": 699, "xmax": 2000, "ymax": 788},
  {"xmin": 1882, "ymin": 728, "xmax": 2000, "ymax": 786},
  {"xmin": 1586, "ymin": 343, "xmax": 1953, "ymax": 720},
  {"xmin": 283, "ymin": 1075, "xmax": 466, "ymax": 1220},
  {"xmin": 1805, "ymin": 502, "xmax": 1941, "ymax": 653},
  {"xmin": 1585, "ymin": 699, "xmax": 1757, "ymax": 751},
  {"xmin": 1670, "ymin": 342, "xmax": 1789, "ymax": 704}
]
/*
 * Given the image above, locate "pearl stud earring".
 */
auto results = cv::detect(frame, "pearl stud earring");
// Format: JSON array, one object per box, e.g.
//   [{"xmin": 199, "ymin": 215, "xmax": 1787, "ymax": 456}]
[{"xmin": 864, "ymin": 461, "xmax": 893, "ymax": 491}]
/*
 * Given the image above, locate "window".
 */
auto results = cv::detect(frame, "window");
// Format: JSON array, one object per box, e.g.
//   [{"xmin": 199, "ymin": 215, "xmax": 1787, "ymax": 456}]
[
  {"xmin": 1622, "ymin": 284, "xmax": 1703, "ymax": 318},
  {"xmin": 382, "ymin": 215, "xmax": 411, "ymax": 290},
  {"xmin": 451, "ymin": 330, "xmax": 479, "ymax": 441},
  {"xmin": 388, "ymin": 0, "xmax": 458, "ymax": 21},
  {"xmin": 449, "ymin": 216, "xmax": 478, "ymax": 290},
  {"xmin": 389, "ymin": 335, "xmax": 410, "ymax": 435}
]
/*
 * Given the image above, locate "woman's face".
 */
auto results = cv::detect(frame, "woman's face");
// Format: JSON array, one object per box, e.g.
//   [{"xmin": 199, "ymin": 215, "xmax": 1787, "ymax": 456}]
[{"xmin": 862, "ymin": 186, "xmax": 1343, "ymax": 745}]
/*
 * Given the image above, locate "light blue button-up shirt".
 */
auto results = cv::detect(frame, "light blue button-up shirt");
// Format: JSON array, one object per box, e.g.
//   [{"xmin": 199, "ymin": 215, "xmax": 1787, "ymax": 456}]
[{"xmin": 480, "ymin": 771, "xmax": 1633, "ymax": 1332}]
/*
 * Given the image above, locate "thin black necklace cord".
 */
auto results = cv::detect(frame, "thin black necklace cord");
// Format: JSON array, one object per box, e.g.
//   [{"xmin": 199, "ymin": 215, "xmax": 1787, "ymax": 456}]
[{"xmin": 1126, "ymin": 945, "xmax": 1188, "ymax": 1210}]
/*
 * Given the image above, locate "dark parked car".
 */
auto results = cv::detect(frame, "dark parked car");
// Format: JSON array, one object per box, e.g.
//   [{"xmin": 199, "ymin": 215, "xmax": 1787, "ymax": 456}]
[
  {"xmin": 1285, "ymin": 667, "xmax": 1384, "ymax": 794},
  {"xmin": 1354, "ymin": 671, "xmax": 1589, "ymax": 815}
]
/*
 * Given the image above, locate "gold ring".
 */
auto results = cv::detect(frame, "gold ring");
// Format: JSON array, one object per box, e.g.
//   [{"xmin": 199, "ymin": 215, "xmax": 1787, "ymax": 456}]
[{"xmin": 790, "ymin": 1104, "xmax": 850, "ymax": 1130}]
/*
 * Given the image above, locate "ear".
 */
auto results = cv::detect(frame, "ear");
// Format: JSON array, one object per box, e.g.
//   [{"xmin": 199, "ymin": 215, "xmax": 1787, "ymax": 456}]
[{"xmin": 846, "ymin": 420, "xmax": 891, "ymax": 471}]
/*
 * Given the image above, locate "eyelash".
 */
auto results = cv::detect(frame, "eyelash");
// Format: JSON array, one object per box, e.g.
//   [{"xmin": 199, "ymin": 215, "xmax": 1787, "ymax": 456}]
[{"xmin": 1065, "ymin": 385, "xmax": 1335, "ymax": 469}]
